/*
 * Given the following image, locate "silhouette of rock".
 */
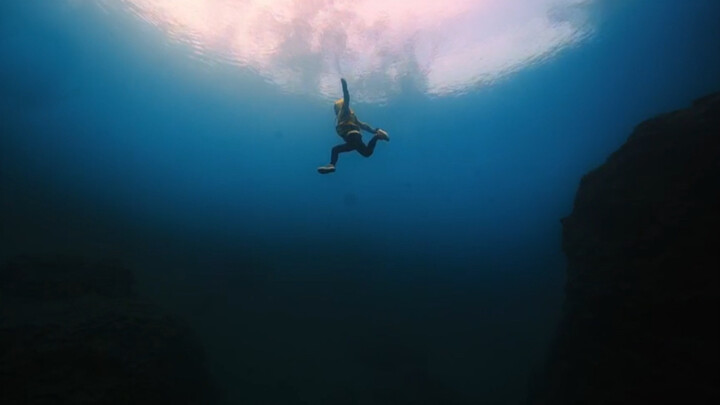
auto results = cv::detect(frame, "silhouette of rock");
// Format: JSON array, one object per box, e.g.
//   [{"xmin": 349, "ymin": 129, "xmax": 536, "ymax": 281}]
[
  {"xmin": 530, "ymin": 93, "xmax": 720, "ymax": 404},
  {"xmin": 0, "ymin": 256, "xmax": 217, "ymax": 404}
]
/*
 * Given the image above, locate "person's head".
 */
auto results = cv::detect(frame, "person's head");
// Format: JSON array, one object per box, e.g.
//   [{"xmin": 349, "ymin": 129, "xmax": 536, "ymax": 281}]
[{"xmin": 333, "ymin": 99, "xmax": 344, "ymax": 115}]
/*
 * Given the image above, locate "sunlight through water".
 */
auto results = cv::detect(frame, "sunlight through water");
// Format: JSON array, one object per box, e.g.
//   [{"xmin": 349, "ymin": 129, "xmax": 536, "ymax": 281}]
[{"xmin": 103, "ymin": 0, "xmax": 596, "ymax": 101}]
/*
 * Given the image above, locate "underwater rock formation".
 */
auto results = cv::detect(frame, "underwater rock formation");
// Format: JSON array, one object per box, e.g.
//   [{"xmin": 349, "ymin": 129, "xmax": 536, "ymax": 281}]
[
  {"xmin": 530, "ymin": 93, "xmax": 720, "ymax": 403},
  {"xmin": 0, "ymin": 256, "xmax": 216, "ymax": 404}
]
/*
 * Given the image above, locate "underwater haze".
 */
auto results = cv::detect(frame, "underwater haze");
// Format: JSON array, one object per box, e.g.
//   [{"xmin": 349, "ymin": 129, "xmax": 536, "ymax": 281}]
[{"xmin": 2, "ymin": 0, "xmax": 720, "ymax": 404}]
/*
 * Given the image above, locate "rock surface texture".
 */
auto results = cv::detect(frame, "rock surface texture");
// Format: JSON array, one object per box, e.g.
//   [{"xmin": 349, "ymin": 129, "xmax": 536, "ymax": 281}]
[
  {"xmin": 530, "ymin": 93, "xmax": 720, "ymax": 404},
  {"xmin": 0, "ymin": 256, "xmax": 216, "ymax": 404}
]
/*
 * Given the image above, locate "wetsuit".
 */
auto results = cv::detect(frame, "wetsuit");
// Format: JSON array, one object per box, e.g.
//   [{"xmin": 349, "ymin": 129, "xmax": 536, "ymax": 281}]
[
  {"xmin": 331, "ymin": 110, "xmax": 382, "ymax": 165},
  {"xmin": 330, "ymin": 80, "xmax": 381, "ymax": 165}
]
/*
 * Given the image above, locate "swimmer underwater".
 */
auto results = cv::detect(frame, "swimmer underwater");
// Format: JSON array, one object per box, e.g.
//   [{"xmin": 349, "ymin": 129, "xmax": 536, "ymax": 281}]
[{"xmin": 317, "ymin": 78, "xmax": 389, "ymax": 174}]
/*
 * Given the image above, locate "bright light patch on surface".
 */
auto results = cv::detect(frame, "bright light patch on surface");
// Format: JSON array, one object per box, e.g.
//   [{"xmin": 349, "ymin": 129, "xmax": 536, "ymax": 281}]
[{"xmin": 109, "ymin": 0, "xmax": 595, "ymax": 101}]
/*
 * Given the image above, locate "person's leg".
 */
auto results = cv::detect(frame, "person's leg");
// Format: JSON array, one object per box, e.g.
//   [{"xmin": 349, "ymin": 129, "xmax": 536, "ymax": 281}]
[
  {"xmin": 318, "ymin": 140, "xmax": 355, "ymax": 174},
  {"xmin": 355, "ymin": 134, "xmax": 380, "ymax": 157},
  {"xmin": 330, "ymin": 142, "xmax": 356, "ymax": 165}
]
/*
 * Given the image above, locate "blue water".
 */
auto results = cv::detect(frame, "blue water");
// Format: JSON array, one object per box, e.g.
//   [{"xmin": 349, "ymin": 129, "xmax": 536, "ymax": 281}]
[{"xmin": 2, "ymin": 1, "xmax": 719, "ymax": 403}]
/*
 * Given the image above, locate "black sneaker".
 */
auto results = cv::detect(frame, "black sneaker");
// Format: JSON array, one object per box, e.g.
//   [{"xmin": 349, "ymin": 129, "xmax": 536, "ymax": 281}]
[
  {"xmin": 317, "ymin": 164, "xmax": 336, "ymax": 174},
  {"xmin": 376, "ymin": 129, "xmax": 390, "ymax": 141}
]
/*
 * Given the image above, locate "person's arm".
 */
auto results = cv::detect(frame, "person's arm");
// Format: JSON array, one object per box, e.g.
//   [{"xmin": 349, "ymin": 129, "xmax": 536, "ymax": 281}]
[
  {"xmin": 358, "ymin": 120, "xmax": 379, "ymax": 134},
  {"xmin": 341, "ymin": 78, "xmax": 351, "ymax": 116},
  {"xmin": 343, "ymin": 78, "xmax": 385, "ymax": 135}
]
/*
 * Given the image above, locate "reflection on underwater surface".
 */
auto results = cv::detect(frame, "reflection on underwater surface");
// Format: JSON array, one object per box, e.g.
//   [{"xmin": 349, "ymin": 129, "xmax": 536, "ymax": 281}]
[{"xmin": 111, "ymin": 0, "xmax": 595, "ymax": 100}]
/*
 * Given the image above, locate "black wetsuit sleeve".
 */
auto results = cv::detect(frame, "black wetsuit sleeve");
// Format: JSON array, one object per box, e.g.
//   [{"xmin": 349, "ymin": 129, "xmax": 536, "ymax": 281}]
[
  {"xmin": 342, "ymin": 78, "xmax": 379, "ymax": 134},
  {"xmin": 358, "ymin": 120, "xmax": 378, "ymax": 133},
  {"xmin": 341, "ymin": 78, "xmax": 351, "ymax": 116}
]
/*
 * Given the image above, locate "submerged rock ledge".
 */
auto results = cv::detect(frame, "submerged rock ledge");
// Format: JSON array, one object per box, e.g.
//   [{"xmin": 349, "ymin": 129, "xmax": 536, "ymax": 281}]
[
  {"xmin": 530, "ymin": 93, "xmax": 720, "ymax": 404},
  {"xmin": 0, "ymin": 256, "xmax": 217, "ymax": 404}
]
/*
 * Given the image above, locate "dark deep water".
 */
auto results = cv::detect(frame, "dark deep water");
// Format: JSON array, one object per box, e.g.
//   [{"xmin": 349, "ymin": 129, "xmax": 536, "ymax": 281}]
[{"xmin": 2, "ymin": 1, "xmax": 719, "ymax": 404}]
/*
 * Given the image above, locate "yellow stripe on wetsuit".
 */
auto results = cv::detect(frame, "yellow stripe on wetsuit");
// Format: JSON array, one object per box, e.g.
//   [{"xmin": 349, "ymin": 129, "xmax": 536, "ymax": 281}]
[{"xmin": 336, "ymin": 111, "xmax": 361, "ymax": 138}]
